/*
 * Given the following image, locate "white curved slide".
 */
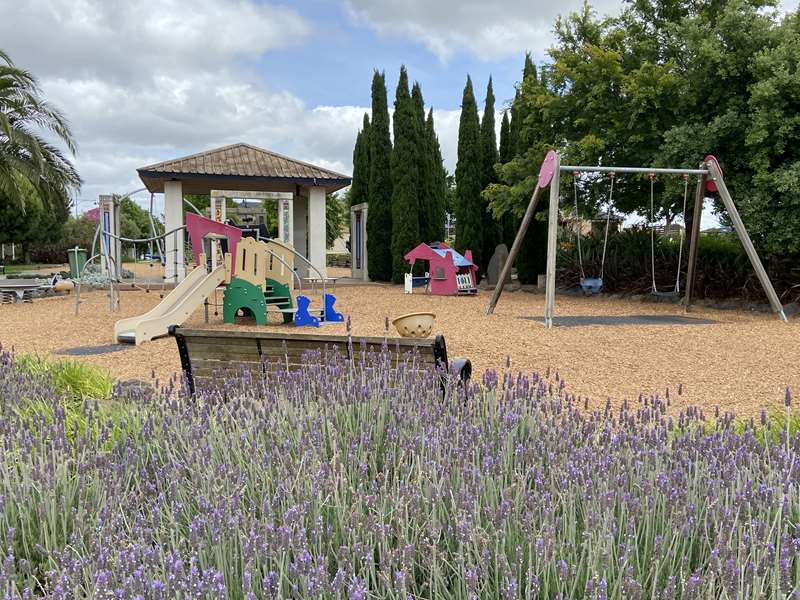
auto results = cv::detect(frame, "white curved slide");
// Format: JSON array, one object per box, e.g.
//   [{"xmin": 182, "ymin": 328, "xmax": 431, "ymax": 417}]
[{"xmin": 114, "ymin": 265, "xmax": 226, "ymax": 345}]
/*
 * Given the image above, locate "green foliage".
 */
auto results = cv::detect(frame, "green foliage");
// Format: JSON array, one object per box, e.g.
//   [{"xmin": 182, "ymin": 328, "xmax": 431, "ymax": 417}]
[
  {"xmin": 0, "ymin": 50, "xmax": 81, "ymax": 218},
  {"xmin": 486, "ymin": 2, "xmax": 800, "ymax": 260},
  {"xmin": 557, "ymin": 228, "xmax": 799, "ymax": 302},
  {"xmin": 14, "ymin": 354, "xmax": 114, "ymax": 401},
  {"xmin": 484, "ymin": 58, "xmax": 552, "ymax": 284},
  {"xmin": 455, "ymin": 75, "xmax": 484, "ymax": 270},
  {"xmin": 411, "ymin": 82, "xmax": 435, "ymax": 244},
  {"xmin": 326, "ymin": 192, "xmax": 347, "ymax": 249},
  {"xmin": 118, "ymin": 195, "xmax": 153, "ymax": 245},
  {"xmin": 742, "ymin": 11, "xmax": 800, "ymax": 255},
  {"xmin": 367, "ymin": 70, "xmax": 393, "ymax": 281},
  {"xmin": 479, "ymin": 77, "xmax": 501, "ymax": 271},
  {"xmin": 349, "ymin": 113, "xmax": 371, "ymax": 208},
  {"xmin": 61, "ymin": 215, "xmax": 99, "ymax": 248},
  {"xmin": 426, "ymin": 109, "xmax": 447, "ymax": 241},
  {"xmin": 390, "ymin": 67, "xmax": 420, "ymax": 283}
]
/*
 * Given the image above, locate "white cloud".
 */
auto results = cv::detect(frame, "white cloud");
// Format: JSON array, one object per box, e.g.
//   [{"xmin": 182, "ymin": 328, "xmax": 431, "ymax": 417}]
[
  {"xmin": 0, "ymin": 0, "xmax": 372, "ymax": 210},
  {"xmin": 1, "ymin": 0, "xmax": 310, "ymax": 79},
  {"xmin": 345, "ymin": 0, "xmax": 800, "ymax": 62},
  {"xmin": 344, "ymin": 0, "xmax": 622, "ymax": 62}
]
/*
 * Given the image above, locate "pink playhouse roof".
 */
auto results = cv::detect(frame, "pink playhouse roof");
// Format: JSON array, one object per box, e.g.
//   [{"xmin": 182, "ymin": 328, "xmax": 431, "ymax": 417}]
[
  {"xmin": 85, "ymin": 208, "xmax": 99, "ymax": 221},
  {"xmin": 404, "ymin": 242, "xmax": 475, "ymax": 267}
]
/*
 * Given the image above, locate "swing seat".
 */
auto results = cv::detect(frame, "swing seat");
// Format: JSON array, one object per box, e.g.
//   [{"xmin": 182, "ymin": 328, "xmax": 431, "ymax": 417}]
[
  {"xmin": 580, "ymin": 277, "xmax": 603, "ymax": 295},
  {"xmin": 651, "ymin": 289, "xmax": 679, "ymax": 298}
]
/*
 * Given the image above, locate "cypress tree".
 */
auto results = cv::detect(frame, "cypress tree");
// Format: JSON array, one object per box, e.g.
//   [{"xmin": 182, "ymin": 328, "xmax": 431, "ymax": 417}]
[
  {"xmin": 349, "ymin": 113, "xmax": 370, "ymax": 207},
  {"xmin": 390, "ymin": 66, "xmax": 420, "ymax": 283},
  {"xmin": 479, "ymin": 76, "xmax": 501, "ymax": 270},
  {"xmin": 411, "ymin": 82, "xmax": 435, "ymax": 242},
  {"xmin": 498, "ymin": 110, "xmax": 517, "ymax": 247},
  {"xmin": 514, "ymin": 55, "xmax": 548, "ymax": 283},
  {"xmin": 508, "ymin": 89, "xmax": 521, "ymax": 156},
  {"xmin": 515, "ymin": 53, "xmax": 537, "ymax": 154},
  {"xmin": 427, "ymin": 109, "xmax": 447, "ymax": 241},
  {"xmin": 454, "ymin": 75, "xmax": 484, "ymax": 270},
  {"xmin": 499, "ymin": 111, "xmax": 511, "ymax": 163},
  {"xmin": 367, "ymin": 70, "xmax": 393, "ymax": 281}
]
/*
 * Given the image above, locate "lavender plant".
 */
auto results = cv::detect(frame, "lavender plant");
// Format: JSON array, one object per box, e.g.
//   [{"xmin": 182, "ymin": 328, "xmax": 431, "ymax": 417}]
[{"xmin": 0, "ymin": 348, "xmax": 798, "ymax": 599}]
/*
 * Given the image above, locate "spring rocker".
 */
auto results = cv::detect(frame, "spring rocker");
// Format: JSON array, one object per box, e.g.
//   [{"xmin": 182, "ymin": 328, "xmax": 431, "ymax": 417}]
[{"xmin": 294, "ymin": 293, "xmax": 344, "ymax": 327}]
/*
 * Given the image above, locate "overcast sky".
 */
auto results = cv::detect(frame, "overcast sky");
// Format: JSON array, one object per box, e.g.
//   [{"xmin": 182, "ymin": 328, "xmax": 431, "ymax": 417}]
[{"xmin": 2, "ymin": 0, "xmax": 798, "ymax": 222}]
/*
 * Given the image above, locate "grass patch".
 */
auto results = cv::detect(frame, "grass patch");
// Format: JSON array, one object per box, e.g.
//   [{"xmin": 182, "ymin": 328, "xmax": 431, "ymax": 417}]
[{"xmin": 14, "ymin": 354, "xmax": 114, "ymax": 401}]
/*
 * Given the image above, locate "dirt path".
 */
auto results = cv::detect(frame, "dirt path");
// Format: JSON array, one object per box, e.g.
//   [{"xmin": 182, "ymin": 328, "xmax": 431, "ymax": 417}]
[{"xmin": 1, "ymin": 284, "xmax": 796, "ymax": 416}]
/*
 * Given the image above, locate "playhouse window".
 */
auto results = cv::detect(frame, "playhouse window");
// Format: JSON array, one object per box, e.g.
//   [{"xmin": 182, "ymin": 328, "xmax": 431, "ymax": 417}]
[{"xmin": 434, "ymin": 267, "xmax": 446, "ymax": 280}]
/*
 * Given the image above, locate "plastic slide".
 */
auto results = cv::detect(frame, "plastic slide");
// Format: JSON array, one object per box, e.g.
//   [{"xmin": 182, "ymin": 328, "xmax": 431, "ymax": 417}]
[{"xmin": 114, "ymin": 264, "xmax": 226, "ymax": 345}]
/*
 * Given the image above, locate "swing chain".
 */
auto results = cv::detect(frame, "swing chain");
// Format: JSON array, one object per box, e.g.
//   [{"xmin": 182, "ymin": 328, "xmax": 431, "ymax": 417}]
[{"xmin": 599, "ymin": 172, "xmax": 615, "ymax": 281}]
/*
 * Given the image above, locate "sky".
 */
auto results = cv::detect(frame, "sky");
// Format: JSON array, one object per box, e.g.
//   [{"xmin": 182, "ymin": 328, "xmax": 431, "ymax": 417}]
[{"xmin": 2, "ymin": 0, "xmax": 798, "ymax": 225}]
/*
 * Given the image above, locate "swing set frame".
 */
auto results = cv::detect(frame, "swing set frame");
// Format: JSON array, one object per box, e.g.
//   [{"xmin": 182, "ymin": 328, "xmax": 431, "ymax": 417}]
[{"xmin": 486, "ymin": 150, "xmax": 788, "ymax": 327}]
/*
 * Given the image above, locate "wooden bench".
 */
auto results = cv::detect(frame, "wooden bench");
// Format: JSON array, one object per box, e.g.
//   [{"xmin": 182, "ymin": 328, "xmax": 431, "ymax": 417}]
[{"xmin": 169, "ymin": 326, "xmax": 472, "ymax": 395}]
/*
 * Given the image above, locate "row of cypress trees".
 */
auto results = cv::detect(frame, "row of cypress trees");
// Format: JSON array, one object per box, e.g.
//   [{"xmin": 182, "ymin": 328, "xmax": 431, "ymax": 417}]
[
  {"xmin": 349, "ymin": 68, "xmax": 448, "ymax": 283},
  {"xmin": 349, "ymin": 58, "xmax": 541, "ymax": 282},
  {"xmin": 456, "ymin": 54, "xmax": 548, "ymax": 281}
]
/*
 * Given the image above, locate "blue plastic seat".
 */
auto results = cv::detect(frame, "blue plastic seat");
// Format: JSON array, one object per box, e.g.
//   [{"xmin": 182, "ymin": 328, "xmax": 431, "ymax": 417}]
[{"xmin": 580, "ymin": 277, "xmax": 603, "ymax": 295}]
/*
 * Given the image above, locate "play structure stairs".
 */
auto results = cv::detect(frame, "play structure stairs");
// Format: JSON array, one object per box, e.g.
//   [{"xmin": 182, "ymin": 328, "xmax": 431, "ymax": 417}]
[{"xmin": 114, "ymin": 264, "xmax": 226, "ymax": 345}]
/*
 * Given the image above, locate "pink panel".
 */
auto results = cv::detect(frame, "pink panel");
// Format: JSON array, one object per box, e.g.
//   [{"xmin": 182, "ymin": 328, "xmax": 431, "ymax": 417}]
[
  {"xmin": 185, "ymin": 212, "xmax": 243, "ymax": 274},
  {"xmin": 538, "ymin": 150, "xmax": 558, "ymax": 188},
  {"xmin": 704, "ymin": 155, "xmax": 722, "ymax": 193},
  {"xmin": 404, "ymin": 243, "xmax": 439, "ymax": 264}
]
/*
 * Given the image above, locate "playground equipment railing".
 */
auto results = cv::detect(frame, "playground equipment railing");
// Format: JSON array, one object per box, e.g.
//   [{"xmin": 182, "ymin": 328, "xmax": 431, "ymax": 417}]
[
  {"xmin": 75, "ymin": 224, "xmax": 189, "ymax": 315},
  {"xmin": 265, "ymin": 238, "xmax": 331, "ymax": 321}
]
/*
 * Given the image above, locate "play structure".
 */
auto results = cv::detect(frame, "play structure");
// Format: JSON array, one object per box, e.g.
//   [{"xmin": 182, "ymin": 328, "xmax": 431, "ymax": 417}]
[
  {"xmin": 403, "ymin": 242, "xmax": 478, "ymax": 296},
  {"xmin": 222, "ymin": 236, "xmax": 343, "ymax": 329},
  {"xmin": 486, "ymin": 151, "xmax": 789, "ymax": 326},
  {"xmin": 112, "ymin": 211, "xmax": 343, "ymax": 344}
]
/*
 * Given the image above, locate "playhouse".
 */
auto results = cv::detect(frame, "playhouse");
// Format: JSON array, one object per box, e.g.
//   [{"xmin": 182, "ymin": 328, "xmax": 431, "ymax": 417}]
[{"xmin": 404, "ymin": 242, "xmax": 478, "ymax": 296}]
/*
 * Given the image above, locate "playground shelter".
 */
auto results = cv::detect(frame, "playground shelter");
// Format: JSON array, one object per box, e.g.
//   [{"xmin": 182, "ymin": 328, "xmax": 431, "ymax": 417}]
[{"xmin": 136, "ymin": 143, "xmax": 351, "ymax": 281}]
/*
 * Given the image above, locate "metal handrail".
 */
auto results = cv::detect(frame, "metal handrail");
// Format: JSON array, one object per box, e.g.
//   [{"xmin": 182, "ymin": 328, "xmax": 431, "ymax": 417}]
[
  {"xmin": 265, "ymin": 248, "xmax": 302, "ymax": 291},
  {"xmin": 264, "ymin": 238, "xmax": 329, "ymax": 317}
]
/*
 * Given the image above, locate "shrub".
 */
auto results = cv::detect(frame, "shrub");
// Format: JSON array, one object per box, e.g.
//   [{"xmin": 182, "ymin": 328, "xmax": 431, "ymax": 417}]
[
  {"xmin": 14, "ymin": 353, "xmax": 114, "ymax": 401},
  {"xmin": 557, "ymin": 228, "xmax": 800, "ymax": 302},
  {"xmin": 0, "ymin": 349, "xmax": 797, "ymax": 598}
]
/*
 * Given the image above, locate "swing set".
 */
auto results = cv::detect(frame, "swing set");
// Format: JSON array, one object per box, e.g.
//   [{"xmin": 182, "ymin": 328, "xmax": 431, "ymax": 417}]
[
  {"xmin": 571, "ymin": 169, "xmax": 690, "ymax": 297},
  {"xmin": 486, "ymin": 150, "xmax": 788, "ymax": 327}
]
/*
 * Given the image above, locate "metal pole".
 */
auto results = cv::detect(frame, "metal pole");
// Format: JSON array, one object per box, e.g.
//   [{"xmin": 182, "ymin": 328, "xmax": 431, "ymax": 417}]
[
  {"xmin": 682, "ymin": 167, "xmax": 706, "ymax": 312},
  {"xmin": 561, "ymin": 165, "xmax": 709, "ymax": 176},
  {"xmin": 706, "ymin": 160, "xmax": 787, "ymax": 321},
  {"xmin": 485, "ymin": 184, "xmax": 544, "ymax": 315},
  {"xmin": 544, "ymin": 153, "xmax": 562, "ymax": 328}
]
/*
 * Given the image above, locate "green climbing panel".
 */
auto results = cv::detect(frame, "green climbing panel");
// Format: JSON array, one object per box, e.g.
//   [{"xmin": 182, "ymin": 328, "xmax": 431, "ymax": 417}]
[
  {"xmin": 265, "ymin": 278, "xmax": 294, "ymax": 324},
  {"xmin": 223, "ymin": 277, "xmax": 267, "ymax": 325}
]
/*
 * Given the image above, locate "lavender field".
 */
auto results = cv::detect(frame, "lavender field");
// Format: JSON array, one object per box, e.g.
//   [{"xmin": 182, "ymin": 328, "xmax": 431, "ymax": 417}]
[{"xmin": 0, "ymin": 347, "xmax": 798, "ymax": 599}]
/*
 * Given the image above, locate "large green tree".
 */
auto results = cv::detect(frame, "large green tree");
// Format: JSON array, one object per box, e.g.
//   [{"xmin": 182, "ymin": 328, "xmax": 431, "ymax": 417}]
[
  {"xmin": 0, "ymin": 50, "xmax": 80, "ymax": 216},
  {"xmin": 411, "ymin": 82, "xmax": 434, "ymax": 243},
  {"xmin": 743, "ymin": 11, "xmax": 800, "ymax": 254},
  {"xmin": 367, "ymin": 70, "xmax": 393, "ymax": 281},
  {"xmin": 350, "ymin": 113, "xmax": 371, "ymax": 207},
  {"xmin": 484, "ymin": 58, "xmax": 552, "ymax": 283},
  {"xmin": 479, "ymin": 77, "xmax": 501, "ymax": 269},
  {"xmin": 454, "ymin": 75, "xmax": 484, "ymax": 270},
  {"xmin": 427, "ymin": 109, "xmax": 447, "ymax": 241},
  {"xmin": 497, "ymin": 111, "xmax": 517, "ymax": 247},
  {"xmin": 390, "ymin": 66, "xmax": 420, "ymax": 283}
]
